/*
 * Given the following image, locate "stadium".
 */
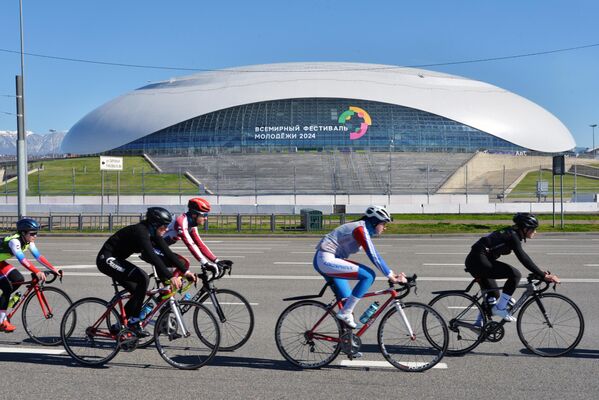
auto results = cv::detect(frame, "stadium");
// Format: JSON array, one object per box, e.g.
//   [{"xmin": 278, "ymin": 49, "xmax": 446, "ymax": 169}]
[{"xmin": 62, "ymin": 62, "xmax": 578, "ymax": 200}]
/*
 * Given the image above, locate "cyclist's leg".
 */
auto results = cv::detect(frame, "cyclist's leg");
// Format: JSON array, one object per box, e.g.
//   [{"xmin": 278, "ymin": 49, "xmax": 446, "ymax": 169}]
[
  {"xmin": 97, "ymin": 255, "xmax": 149, "ymax": 321},
  {"xmin": 0, "ymin": 264, "xmax": 23, "ymax": 331},
  {"xmin": 487, "ymin": 261, "xmax": 520, "ymax": 310}
]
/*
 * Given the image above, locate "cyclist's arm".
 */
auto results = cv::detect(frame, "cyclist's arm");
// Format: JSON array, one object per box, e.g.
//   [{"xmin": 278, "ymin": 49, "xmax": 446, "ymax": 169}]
[
  {"xmin": 510, "ymin": 231, "xmax": 545, "ymax": 277},
  {"xmin": 137, "ymin": 227, "xmax": 175, "ymax": 280},
  {"xmin": 189, "ymin": 226, "xmax": 218, "ymax": 263},
  {"xmin": 154, "ymin": 235, "xmax": 187, "ymax": 274},
  {"xmin": 352, "ymin": 225, "xmax": 394, "ymax": 277},
  {"xmin": 8, "ymin": 239, "xmax": 41, "ymax": 274},
  {"xmin": 176, "ymin": 216, "xmax": 210, "ymax": 264},
  {"xmin": 28, "ymin": 242, "xmax": 60, "ymax": 274}
]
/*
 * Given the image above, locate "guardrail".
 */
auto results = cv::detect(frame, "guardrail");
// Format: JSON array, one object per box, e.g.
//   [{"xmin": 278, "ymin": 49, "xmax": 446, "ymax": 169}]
[{"xmin": 0, "ymin": 213, "xmax": 348, "ymax": 233}]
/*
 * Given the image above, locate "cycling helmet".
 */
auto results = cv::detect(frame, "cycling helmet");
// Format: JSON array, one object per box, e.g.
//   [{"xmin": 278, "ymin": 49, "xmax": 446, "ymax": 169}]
[
  {"xmin": 364, "ymin": 206, "xmax": 392, "ymax": 223},
  {"xmin": 513, "ymin": 212, "xmax": 539, "ymax": 230},
  {"xmin": 187, "ymin": 197, "xmax": 211, "ymax": 214},
  {"xmin": 145, "ymin": 207, "xmax": 173, "ymax": 227},
  {"xmin": 16, "ymin": 218, "xmax": 40, "ymax": 232}
]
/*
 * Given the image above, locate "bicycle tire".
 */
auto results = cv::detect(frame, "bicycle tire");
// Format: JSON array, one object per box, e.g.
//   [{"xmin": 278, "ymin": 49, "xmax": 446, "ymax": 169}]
[
  {"xmin": 274, "ymin": 300, "xmax": 342, "ymax": 369},
  {"xmin": 517, "ymin": 292, "xmax": 584, "ymax": 357},
  {"xmin": 60, "ymin": 297, "xmax": 121, "ymax": 366},
  {"xmin": 378, "ymin": 302, "xmax": 448, "ymax": 372},
  {"xmin": 198, "ymin": 288, "xmax": 255, "ymax": 351},
  {"xmin": 428, "ymin": 292, "xmax": 486, "ymax": 355},
  {"xmin": 154, "ymin": 300, "xmax": 220, "ymax": 370},
  {"xmin": 21, "ymin": 286, "xmax": 72, "ymax": 346}
]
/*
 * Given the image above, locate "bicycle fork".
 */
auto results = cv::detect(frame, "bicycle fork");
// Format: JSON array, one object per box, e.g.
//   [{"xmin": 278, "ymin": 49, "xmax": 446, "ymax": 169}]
[{"xmin": 393, "ymin": 300, "xmax": 416, "ymax": 340}]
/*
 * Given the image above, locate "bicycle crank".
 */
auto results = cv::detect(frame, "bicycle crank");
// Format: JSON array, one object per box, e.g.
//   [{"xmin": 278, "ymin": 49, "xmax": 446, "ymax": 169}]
[
  {"xmin": 118, "ymin": 329, "xmax": 139, "ymax": 352},
  {"xmin": 340, "ymin": 332, "xmax": 362, "ymax": 359},
  {"xmin": 482, "ymin": 321, "xmax": 505, "ymax": 343}
]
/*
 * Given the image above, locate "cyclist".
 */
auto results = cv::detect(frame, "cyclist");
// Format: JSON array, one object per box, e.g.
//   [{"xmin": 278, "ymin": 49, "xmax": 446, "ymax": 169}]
[
  {"xmin": 96, "ymin": 207, "xmax": 195, "ymax": 336},
  {"xmin": 313, "ymin": 205, "xmax": 406, "ymax": 328},
  {"xmin": 465, "ymin": 212, "xmax": 560, "ymax": 322},
  {"xmin": 163, "ymin": 197, "xmax": 233, "ymax": 276},
  {"xmin": 0, "ymin": 218, "xmax": 62, "ymax": 333}
]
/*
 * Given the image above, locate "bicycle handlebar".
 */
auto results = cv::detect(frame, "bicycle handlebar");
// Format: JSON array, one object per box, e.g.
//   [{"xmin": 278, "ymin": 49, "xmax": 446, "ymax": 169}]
[
  {"xmin": 388, "ymin": 273, "xmax": 418, "ymax": 298},
  {"xmin": 526, "ymin": 273, "xmax": 554, "ymax": 293}
]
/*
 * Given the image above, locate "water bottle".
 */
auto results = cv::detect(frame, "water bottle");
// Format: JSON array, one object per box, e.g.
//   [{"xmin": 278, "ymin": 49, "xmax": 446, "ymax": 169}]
[
  {"xmin": 359, "ymin": 301, "xmax": 380, "ymax": 324},
  {"xmin": 7, "ymin": 292, "xmax": 22, "ymax": 309},
  {"xmin": 182, "ymin": 293, "xmax": 192, "ymax": 301},
  {"xmin": 139, "ymin": 299, "xmax": 154, "ymax": 320}
]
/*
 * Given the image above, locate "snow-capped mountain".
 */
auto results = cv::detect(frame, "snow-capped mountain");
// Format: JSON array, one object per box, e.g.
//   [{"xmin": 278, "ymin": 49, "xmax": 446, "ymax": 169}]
[{"xmin": 0, "ymin": 130, "xmax": 66, "ymax": 156}]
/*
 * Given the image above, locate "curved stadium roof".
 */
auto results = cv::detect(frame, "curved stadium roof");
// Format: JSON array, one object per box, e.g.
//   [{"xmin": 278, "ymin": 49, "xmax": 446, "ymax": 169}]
[{"xmin": 62, "ymin": 62, "xmax": 575, "ymax": 154}]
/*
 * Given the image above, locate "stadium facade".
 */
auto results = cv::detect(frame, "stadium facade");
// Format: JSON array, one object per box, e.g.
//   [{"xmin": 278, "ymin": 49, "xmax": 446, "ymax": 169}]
[{"xmin": 62, "ymin": 62, "xmax": 575, "ymax": 155}]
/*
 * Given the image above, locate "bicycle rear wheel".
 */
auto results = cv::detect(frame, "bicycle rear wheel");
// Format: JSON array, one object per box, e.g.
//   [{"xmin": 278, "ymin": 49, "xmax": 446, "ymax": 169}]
[
  {"xmin": 199, "ymin": 288, "xmax": 255, "ymax": 351},
  {"xmin": 517, "ymin": 293, "xmax": 584, "ymax": 357},
  {"xmin": 154, "ymin": 300, "xmax": 220, "ymax": 370},
  {"xmin": 21, "ymin": 286, "xmax": 72, "ymax": 346},
  {"xmin": 378, "ymin": 302, "xmax": 448, "ymax": 372},
  {"xmin": 274, "ymin": 300, "xmax": 342, "ymax": 369},
  {"xmin": 428, "ymin": 292, "xmax": 486, "ymax": 355},
  {"xmin": 60, "ymin": 297, "xmax": 121, "ymax": 366}
]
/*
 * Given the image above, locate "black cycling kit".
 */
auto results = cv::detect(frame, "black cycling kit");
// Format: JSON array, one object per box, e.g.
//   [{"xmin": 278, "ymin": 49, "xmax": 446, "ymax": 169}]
[
  {"xmin": 96, "ymin": 222, "xmax": 186, "ymax": 319},
  {"xmin": 465, "ymin": 227, "xmax": 545, "ymax": 298}
]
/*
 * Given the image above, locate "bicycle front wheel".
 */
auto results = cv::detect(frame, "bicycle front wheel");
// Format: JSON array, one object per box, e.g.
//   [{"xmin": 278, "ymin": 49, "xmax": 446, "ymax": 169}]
[
  {"xmin": 378, "ymin": 302, "xmax": 448, "ymax": 372},
  {"xmin": 274, "ymin": 300, "xmax": 342, "ymax": 369},
  {"xmin": 517, "ymin": 293, "xmax": 584, "ymax": 357},
  {"xmin": 199, "ymin": 289, "xmax": 255, "ymax": 351},
  {"xmin": 428, "ymin": 292, "xmax": 486, "ymax": 355},
  {"xmin": 21, "ymin": 286, "xmax": 72, "ymax": 346},
  {"xmin": 60, "ymin": 297, "xmax": 121, "ymax": 366},
  {"xmin": 154, "ymin": 300, "xmax": 220, "ymax": 370}
]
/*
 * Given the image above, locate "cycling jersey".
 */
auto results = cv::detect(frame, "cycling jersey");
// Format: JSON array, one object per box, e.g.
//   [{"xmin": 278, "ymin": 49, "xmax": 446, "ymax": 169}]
[
  {"xmin": 470, "ymin": 227, "xmax": 544, "ymax": 278},
  {"xmin": 163, "ymin": 213, "xmax": 218, "ymax": 265},
  {"xmin": 0, "ymin": 233, "xmax": 58, "ymax": 275},
  {"xmin": 316, "ymin": 220, "xmax": 392, "ymax": 277},
  {"xmin": 98, "ymin": 222, "xmax": 185, "ymax": 280}
]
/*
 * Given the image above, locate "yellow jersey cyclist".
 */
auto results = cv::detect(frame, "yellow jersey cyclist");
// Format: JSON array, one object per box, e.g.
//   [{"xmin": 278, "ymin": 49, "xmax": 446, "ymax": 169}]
[
  {"xmin": 465, "ymin": 212, "xmax": 560, "ymax": 322},
  {"xmin": 0, "ymin": 218, "xmax": 62, "ymax": 332},
  {"xmin": 96, "ymin": 207, "xmax": 195, "ymax": 336},
  {"xmin": 313, "ymin": 205, "xmax": 406, "ymax": 328}
]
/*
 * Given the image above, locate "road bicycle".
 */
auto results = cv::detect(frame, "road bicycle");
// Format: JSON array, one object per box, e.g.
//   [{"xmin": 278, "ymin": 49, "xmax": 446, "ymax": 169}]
[
  {"xmin": 60, "ymin": 272, "xmax": 220, "ymax": 370},
  {"xmin": 274, "ymin": 275, "xmax": 448, "ymax": 372},
  {"xmin": 428, "ymin": 273, "xmax": 584, "ymax": 357},
  {"xmin": 2, "ymin": 271, "xmax": 72, "ymax": 346},
  {"xmin": 137, "ymin": 262, "xmax": 254, "ymax": 352}
]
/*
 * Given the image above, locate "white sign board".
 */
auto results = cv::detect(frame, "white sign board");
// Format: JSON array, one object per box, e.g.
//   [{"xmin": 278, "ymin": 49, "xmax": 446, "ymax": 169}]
[{"xmin": 100, "ymin": 156, "xmax": 123, "ymax": 171}]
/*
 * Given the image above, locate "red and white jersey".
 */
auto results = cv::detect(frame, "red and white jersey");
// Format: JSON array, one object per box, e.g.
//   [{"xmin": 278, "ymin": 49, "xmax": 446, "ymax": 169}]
[{"xmin": 163, "ymin": 213, "xmax": 218, "ymax": 265}]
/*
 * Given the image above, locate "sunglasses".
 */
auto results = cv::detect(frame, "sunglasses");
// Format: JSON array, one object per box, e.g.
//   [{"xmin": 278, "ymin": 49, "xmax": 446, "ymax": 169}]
[
  {"xmin": 26, "ymin": 231, "xmax": 39, "ymax": 236},
  {"xmin": 198, "ymin": 213, "xmax": 209, "ymax": 217}
]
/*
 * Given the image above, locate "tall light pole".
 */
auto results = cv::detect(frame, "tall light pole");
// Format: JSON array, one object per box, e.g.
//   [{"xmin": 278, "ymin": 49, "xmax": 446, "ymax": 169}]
[
  {"xmin": 591, "ymin": 124, "xmax": 597, "ymax": 159},
  {"xmin": 16, "ymin": 0, "xmax": 28, "ymax": 218}
]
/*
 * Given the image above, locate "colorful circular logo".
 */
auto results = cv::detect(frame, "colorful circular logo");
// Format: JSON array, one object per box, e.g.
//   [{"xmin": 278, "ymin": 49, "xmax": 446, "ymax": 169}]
[{"xmin": 338, "ymin": 106, "xmax": 372, "ymax": 140}]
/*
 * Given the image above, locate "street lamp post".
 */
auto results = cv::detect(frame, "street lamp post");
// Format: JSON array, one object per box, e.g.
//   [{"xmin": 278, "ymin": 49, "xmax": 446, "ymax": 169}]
[{"xmin": 591, "ymin": 124, "xmax": 597, "ymax": 159}]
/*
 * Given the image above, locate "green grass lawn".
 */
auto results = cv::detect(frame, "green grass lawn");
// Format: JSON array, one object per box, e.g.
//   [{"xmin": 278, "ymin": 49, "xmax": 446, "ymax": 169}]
[
  {"xmin": 2, "ymin": 156, "xmax": 200, "ymax": 195},
  {"xmin": 509, "ymin": 170, "xmax": 599, "ymax": 198}
]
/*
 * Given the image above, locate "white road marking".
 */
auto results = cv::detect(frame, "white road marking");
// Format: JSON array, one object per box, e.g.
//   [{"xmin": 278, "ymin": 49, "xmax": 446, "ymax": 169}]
[
  {"xmin": 547, "ymin": 253, "xmax": 599, "ymax": 255},
  {"xmin": 0, "ymin": 346, "xmax": 65, "ymax": 355},
  {"xmin": 338, "ymin": 360, "xmax": 447, "ymax": 369},
  {"xmin": 423, "ymin": 263, "xmax": 464, "ymax": 266},
  {"xmin": 584, "ymin": 264, "xmax": 599, "ymax": 267},
  {"xmin": 274, "ymin": 262, "xmax": 313, "ymax": 265},
  {"xmin": 416, "ymin": 253, "xmax": 468, "ymax": 255}
]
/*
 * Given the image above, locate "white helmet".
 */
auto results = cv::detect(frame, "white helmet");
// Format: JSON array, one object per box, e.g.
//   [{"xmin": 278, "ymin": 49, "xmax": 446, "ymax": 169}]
[{"xmin": 364, "ymin": 205, "xmax": 392, "ymax": 223}]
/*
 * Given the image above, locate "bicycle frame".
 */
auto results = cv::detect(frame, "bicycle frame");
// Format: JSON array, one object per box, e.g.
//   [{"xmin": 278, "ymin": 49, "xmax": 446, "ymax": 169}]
[{"xmin": 8, "ymin": 273, "xmax": 57, "ymax": 321}]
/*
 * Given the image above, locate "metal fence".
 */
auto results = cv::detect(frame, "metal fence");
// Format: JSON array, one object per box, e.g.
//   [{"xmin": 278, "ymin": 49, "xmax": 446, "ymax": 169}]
[{"xmin": 0, "ymin": 213, "xmax": 349, "ymax": 233}]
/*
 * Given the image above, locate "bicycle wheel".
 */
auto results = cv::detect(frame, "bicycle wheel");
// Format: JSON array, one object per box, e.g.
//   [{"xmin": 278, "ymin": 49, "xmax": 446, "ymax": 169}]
[
  {"xmin": 428, "ymin": 292, "xmax": 486, "ymax": 355},
  {"xmin": 21, "ymin": 286, "xmax": 72, "ymax": 346},
  {"xmin": 378, "ymin": 302, "xmax": 448, "ymax": 372},
  {"xmin": 61, "ymin": 297, "xmax": 121, "ymax": 366},
  {"xmin": 199, "ymin": 289, "xmax": 255, "ymax": 351},
  {"xmin": 274, "ymin": 300, "xmax": 342, "ymax": 369},
  {"xmin": 154, "ymin": 300, "xmax": 220, "ymax": 370},
  {"xmin": 517, "ymin": 293, "xmax": 584, "ymax": 357}
]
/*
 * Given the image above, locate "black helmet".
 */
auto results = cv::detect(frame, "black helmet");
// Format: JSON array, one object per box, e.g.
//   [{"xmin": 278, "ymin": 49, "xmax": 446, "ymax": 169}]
[
  {"xmin": 145, "ymin": 207, "xmax": 172, "ymax": 227},
  {"xmin": 513, "ymin": 213, "xmax": 539, "ymax": 230},
  {"xmin": 16, "ymin": 218, "xmax": 40, "ymax": 232}
]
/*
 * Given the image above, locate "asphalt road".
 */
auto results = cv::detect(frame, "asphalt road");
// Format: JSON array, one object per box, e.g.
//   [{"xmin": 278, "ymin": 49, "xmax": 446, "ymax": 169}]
[{"xmin": 1, "ymin": 233, "xmax": 598, "ymax": 400}]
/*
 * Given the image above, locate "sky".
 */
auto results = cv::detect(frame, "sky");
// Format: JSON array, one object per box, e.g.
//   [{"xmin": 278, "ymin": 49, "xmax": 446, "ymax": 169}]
[{"xmin": 0, "ymin": 0, "xmax": 598, "ymax": 148}]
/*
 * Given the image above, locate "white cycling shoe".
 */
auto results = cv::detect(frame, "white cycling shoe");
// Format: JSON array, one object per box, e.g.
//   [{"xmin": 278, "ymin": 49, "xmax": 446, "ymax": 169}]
[
  {"xmin": 491, "ymin": 305, "xmax": 516, "ymax": 322},
  {"xmin": 336, "ymin": 311, "xmax": 357, "ymax": 328}
]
